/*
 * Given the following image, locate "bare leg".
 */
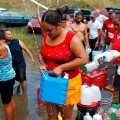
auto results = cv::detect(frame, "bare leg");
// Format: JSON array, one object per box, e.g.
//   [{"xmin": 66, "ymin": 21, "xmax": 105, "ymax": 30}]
[
  {"xmin": 3, "ymin": 102, "xmax": 14, "ymax": 120},
  {"xmin": 21, "ymin": 80, "xmax": 27, "ymax": 92},
  {"xmin": 11, "ymin": 96, "xmax": 16, "ymax": 116},
  {"xmin": 105, "ymin": 75, "xmax": 115, "ymax": 91},
  {"xmin": 59, "ymin": 105, "xmax": 74, "ymax": 120},
  {"xmin": 46, "ymin": 103, "xmax": 59, "ymax": 120}
]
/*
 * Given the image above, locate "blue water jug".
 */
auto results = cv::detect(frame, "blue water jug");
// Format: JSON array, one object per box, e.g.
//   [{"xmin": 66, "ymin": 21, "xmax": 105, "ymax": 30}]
[{"xmin": 40, "ymin": 70, "xmax": 68, "ymax": 104}]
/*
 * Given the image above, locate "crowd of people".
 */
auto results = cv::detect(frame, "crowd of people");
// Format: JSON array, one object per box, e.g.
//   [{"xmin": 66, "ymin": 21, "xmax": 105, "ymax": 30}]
[{"xmin": 0, "ymin": 4, "xmax": 120, "ymax": 120}]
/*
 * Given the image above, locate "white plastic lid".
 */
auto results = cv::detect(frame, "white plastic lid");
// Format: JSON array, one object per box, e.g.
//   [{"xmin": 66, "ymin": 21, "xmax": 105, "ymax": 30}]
[{"xmin": 64, "ymin": 74, "xmax": 69, "ymax": 79}]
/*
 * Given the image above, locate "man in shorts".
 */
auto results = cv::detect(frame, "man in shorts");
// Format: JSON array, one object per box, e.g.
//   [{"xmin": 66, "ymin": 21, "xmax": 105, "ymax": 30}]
[{"xmin": 5, "ymin": 30, "xmax": 35, "ymax": 92}]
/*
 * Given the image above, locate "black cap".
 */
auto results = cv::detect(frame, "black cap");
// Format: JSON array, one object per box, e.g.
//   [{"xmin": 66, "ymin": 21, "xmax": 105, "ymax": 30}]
[{"xmin": 108, "ymin": 9, "xmax": 114, "ymax": 14}]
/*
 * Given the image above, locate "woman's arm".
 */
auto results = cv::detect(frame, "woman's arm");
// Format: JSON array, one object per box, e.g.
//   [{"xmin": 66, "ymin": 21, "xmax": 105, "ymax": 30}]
[
  {"xmin": 36, "ymin": 4, "xmax": 41, "ymax": 25},
  {"xmin": 0, "ymin": 46, "xmax": 8, "ymax": 58},
  {"xmin": 19, "ymin": 40, "xmax": 35, "ymax": 64}
]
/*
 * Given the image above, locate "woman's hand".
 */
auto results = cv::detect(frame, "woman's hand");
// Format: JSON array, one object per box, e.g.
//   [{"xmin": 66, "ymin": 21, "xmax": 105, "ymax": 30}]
[
  {"xmin": 52, "ymin": 66, "xmax": 63, "ymax": 76},
  {"xmin": 39, "ymin": 65, "xmax": 47, "ymax": 74},
  {"xmin": 31, "ymin": 58, "xmax": 35, "ymax": 65},
  {"xmin": 111, "ymin": 55, "xmax": 120, "ymax": 61}
]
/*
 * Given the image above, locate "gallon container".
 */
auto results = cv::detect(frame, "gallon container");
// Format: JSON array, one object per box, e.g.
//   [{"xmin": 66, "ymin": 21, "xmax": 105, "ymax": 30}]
[
  {"xmin": 94, "ymin": 51, "xmax": 113, "ymax": 63},
  {"xmin": 80, "ymin": 86, "xmax": 93, "ymax": 105},
  {"xmin": 40, "ymin": 70, "xmax": 68, "ymax": 104},
  {"xmin": 81, "ymin": 83, "xmax": 88, "ymax": 92},
  {"xmin": 82, "ymin": 61, "xmax": 99, "ymax": 72},
  {"xmin": 109, "ymin": 50, "xmax": 120, "ymax": 56},
  {"xmin": 83, "ymin": 112, "xmax": 93, "ymax": 120},
  {"xmin": 92, "ymin": 50, "xmax": 103, "ymax": 61},
  {"xmin": 90, "ymin": 84, "xmax": 101, "ymax": 102},
  {"xmin": 93, "ymin": 114, "xmax": 102, "ymax": 120},
  {"xmin": 86, "ymin": 47, "xmax": 92, "ymax": 58}
]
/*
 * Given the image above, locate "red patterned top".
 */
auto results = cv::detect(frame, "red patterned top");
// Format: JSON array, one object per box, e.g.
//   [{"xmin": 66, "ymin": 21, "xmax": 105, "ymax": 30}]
[
  {"xmin": 41, "ymin": 31, "xmax": 80, "ymax": 79},
  {"xmin": 112, "ymin": 30, "xmax": 120, "ymax": 64}
]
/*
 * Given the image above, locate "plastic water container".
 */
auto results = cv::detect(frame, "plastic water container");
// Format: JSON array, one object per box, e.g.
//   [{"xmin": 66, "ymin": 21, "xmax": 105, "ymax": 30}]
[
  {"xmin": 83, "ymin": 112, "xmax": 93, "ymax": 120},
  {"xmin": 92, "ymin": 50, "xmax": 103, "ymax": 61},
  {"xmin": 40, "ymin": 70, "xmax": 68, "ymax": 104},
  {"xmin": 86, "ymin": 47, "xmax": 92, "ymax": 58},
  {"xmin": 80, "ymin": 86, "xmax": 93, "ymax": 105},
  {"xmin": 81, "ymin": 83, "xmax": 88, "ymax": 91},
  {"xmin": 109, "ymin": 50, "xmax": 120, "ymax": 56},
  {"xmin": 94, "ymin": 50, "xmax": 118, "ymax": 63},
  {"xmin": 93, "ymin": 114, "xmax": 102, "ymax": 120},
  {"xmin": 82, "ymin": 61, "xmax": 99, "ymax": 72},
  {"xmin": 90, "ymin": 84, "xmax": 101, "ymax": 102}
]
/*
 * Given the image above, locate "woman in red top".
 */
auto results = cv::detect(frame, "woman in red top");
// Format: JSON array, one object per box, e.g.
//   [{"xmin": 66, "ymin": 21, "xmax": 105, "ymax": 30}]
[
  {"xmin": 105, "ymin": 14, "xmax": 120, "ymax": 100},
  {"xmin": 36, "ymin": 5, "xmax": 88, "ymax": 120}
]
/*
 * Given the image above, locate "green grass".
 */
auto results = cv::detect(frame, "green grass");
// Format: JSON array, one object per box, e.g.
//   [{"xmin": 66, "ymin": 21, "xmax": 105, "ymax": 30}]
[{"xmin": 8, "ymin": 27, "xmax": 37, "ymax": 50}]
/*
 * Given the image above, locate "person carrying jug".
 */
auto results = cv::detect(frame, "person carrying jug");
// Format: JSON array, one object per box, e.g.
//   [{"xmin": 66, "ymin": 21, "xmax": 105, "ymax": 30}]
[{"xmin": 36, "ymin": 4, "xmax": 88, "ymax": 120}]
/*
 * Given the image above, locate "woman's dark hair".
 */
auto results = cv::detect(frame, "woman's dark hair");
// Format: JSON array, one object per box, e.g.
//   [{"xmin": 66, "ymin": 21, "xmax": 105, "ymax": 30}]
[
  {"xmin": 42, "ymin": 8, "xmax": 63, "ymax": 26},
  {"xmin": 0, "ymin": 29, "xmax": 5, "ymax": 40}
]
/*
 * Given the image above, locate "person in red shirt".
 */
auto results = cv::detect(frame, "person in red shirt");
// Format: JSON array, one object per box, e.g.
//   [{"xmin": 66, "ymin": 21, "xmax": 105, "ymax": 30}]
[
  {"xmin": 102, "ymin": 9, "xmax": 115, "ymax": 50},
  {"xmin": 36, "ymin": 5, "xmax": 88, "ymax": 120},
  {"xmin": 105, "ymin": 14, "xmax": 120, "ymax": 102}
]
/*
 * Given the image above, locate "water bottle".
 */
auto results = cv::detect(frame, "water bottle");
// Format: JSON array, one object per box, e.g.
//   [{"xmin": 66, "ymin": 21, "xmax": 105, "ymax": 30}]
[
  {"xmin": 81, "ymin": 83, "xmax": 88, "ymax": 91},
  {"xmin": 110, "ymin": 110, "xmax": 117, "ymax": 120},
  {"xmin": 97, "ymin": 107, "xmax": 104, "ymax": 118},
  {"xmin": 93, "ymin": 114, "xmax": 102, "ymax": 120},
  {"xmin": 90, "ymin": 84, "xmax": 101, "ymax": 102},
  {"xmin": 80, "ymin": 86, "xmax": 93, "ymax": 105},
  {"xmin": 116, "ymin": 108, "xmax": 120, "ymax": 120},
  {"xmin": 94, "ymin": 51, "xmax": 113, "ymax": 63},
  {"xmin": 86, "ymin": 46, "xmax": 92, "ymax": 58},
  {"xmin": 103, "ymin": 112, "xmax": 111, "ymax": 120},
  {"xmin": 83, "ymin": 112, "xmax": 93, "ymax": 120},
  {"xmin": 82, "ymin": 61, "xmax": 99, "ymax": 72}
]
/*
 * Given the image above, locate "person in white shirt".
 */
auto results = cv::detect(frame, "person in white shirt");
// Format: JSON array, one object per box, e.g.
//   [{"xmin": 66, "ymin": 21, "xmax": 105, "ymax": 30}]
[{"xmin": 86, "ymin": 11, "xmax": 101, "ymax": 61}]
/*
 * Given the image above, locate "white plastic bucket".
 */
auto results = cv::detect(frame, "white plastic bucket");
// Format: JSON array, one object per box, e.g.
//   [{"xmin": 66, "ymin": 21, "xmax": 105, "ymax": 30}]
[{"xmin": 92, "ymin": 50, "xmax": 102, "ymax": 61}]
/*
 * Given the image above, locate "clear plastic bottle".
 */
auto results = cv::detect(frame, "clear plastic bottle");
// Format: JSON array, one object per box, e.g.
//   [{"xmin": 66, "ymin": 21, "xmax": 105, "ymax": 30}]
[
  {"xmin": 110, "ymin": 110, "xmax": 117, "ymax": 120},
  {"xmin": 83, "ymin": 112, "xmax": 93, "ymax": 120},
  {"xmin": 97, "ymin": 104, "xmax": 104, "ymax": 117},
  {"xmin": 108, "ymin": 104, "xmax": 112, "ymax": 115},
  {"xmin": 116, "ymin": 108, "xmax": 120, "ymax": 120},
  {"xmin": 103, "ymin": 111, "xmax": 111, "ymax": 120}
]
